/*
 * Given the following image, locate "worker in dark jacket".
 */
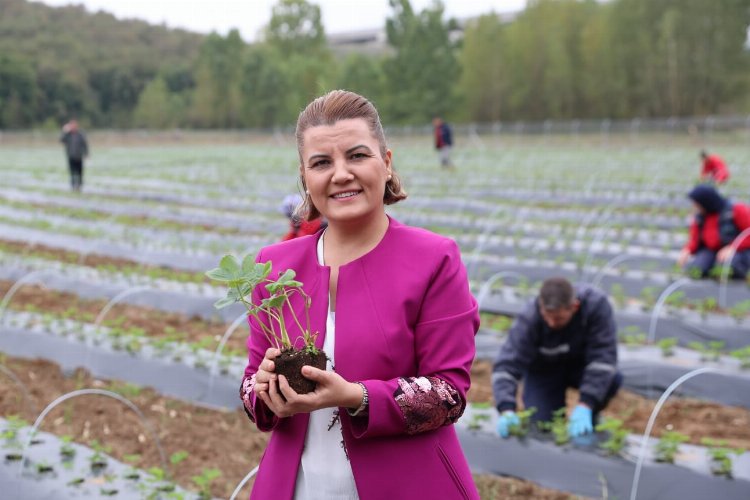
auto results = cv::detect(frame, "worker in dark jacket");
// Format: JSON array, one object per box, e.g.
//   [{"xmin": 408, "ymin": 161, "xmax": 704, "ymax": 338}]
[
  {"xmin": 492, "ymin": 277, "xmax": 622, "ymax": 438},
  {"xmin": 432, "ymin": 116, "xmax": 454, "ymax": 169},
  {"xmin": 60, "ymin": 119, "xmax": 89, "ymax": 192},
  {"xmin": 677, "ymin": 185, "xmax": 750, "ymax": 280}
]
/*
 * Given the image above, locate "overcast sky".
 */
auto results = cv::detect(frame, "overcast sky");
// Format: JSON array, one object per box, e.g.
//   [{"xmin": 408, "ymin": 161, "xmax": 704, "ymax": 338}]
[{"xmin": 34, "ymin": 0, "xmax": 526, "ymax": 41}]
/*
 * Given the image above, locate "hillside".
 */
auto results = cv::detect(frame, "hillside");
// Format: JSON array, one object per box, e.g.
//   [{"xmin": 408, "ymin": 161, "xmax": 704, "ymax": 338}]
[{"xmin": 0, "ymin": 0, "xmax": 204, "ymax": 127}]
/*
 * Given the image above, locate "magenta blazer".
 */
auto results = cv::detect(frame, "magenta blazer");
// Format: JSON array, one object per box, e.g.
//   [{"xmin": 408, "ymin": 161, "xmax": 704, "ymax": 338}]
[{"xmin": 241, "ymin": 217, "xmax": 480, "ymax": 500}]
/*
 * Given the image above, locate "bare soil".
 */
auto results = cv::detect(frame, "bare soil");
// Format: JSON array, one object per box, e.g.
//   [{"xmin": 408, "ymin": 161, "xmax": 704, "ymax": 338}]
[
  {"xmin": 0, "ymin": 280, "xmax": 246, "ymax": 354},
  {"xmin": 468, "ymin": 360, "xmax": 750, "ymax": 449},
  {"xmin": 0, "ymin": 356, "xmax": 583, "ymax": 499}
]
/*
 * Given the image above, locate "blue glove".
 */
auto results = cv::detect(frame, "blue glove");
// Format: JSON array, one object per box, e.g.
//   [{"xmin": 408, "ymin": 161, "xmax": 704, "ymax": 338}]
[
  {"xmin": 568, "ymin": 405, "xmax": 593, "ymax": 437},
  {"xmin": 496, "ymin": 411, "xmax": 521, "ymax": 438}
]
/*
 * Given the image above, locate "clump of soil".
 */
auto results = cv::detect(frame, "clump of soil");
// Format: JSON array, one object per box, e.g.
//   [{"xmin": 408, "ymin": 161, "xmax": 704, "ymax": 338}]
[
  {"xmin": 468, "ymin": 359, "xmax": 750, "ymax": 449},
  {"xmin": 274, "ymin": 348, "xmax": 327, "ymax": 394}
]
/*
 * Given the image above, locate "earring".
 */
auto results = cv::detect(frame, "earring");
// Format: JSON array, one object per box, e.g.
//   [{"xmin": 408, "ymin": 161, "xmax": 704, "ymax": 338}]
[
  {"xmin": 306, "ymin": 190, "xmax": 310, "ymax": 194},
  {"xmin": 387, "ymin": 174, "xmax": 392, "ymax": 180}
]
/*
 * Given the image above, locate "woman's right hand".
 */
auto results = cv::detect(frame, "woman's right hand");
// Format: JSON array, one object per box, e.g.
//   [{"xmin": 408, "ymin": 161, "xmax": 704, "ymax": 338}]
[{"xmin": 253, "ymin": 347, "xmax": 280, "ymax": 396}]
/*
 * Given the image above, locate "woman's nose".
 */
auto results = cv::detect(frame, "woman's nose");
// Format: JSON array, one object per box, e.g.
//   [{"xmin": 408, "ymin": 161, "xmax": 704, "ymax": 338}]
[{"xmin": 331, "ymin": 159, "xmax": 353, "ymax": 183}]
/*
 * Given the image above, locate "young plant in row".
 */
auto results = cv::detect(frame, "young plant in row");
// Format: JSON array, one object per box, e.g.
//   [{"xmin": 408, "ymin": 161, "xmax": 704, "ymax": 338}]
[
  {"xmin": 207, "ymin": 255, "xmax": 325, "ymax": 394},
  {"xmin": 700, "ymin": 438, "xmax": 745, "ymax": 478},
  {"xmin": 656, "ymin": 337, "xmax": 678, "ymax": 358},
  {"xmin": 687, "ymin": 340, "xmax": 725, "ymax": 362},
  {"xmin": 654, "ymin": 430, "xmax": 689, "ymax": 463},
  {"xmin": 730, "ymin": 347, "xmax": 750, "ymax": 370},
  {"xmin": 595, "ymin": 417, "xmax": 628, "ymax": 457},
  {"xmin": 538, "ymin": 407, "xmax": 569, "ymax": 446},
  {"xmin": 507, "ymin": 407, "xmax": 537, "ymax": 439},
  {"xmin": 192, "ymin": 468, "xmax": 222, "ymax": 500}
]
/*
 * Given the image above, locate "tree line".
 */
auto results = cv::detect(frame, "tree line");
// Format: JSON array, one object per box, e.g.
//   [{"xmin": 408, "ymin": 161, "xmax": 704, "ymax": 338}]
[{"xmin": 1, "ymin": 0, "xmax": 748, "ymax": 129}]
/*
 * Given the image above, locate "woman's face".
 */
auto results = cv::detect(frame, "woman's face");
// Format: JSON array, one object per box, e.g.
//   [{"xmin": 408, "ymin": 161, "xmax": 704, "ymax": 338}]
[{"xmin": 300, "ymin": 118, "xmax": 392, "ymax": 227}]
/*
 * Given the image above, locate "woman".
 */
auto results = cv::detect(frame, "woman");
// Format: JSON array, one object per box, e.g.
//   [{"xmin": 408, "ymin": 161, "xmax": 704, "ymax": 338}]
[
  {"xmin": 240, "ymin": 90, "xmax": 480, "ymax": 499},
  {"xmin": 677, "ymin": 184, "xmax": 750, "ymax": 279}
]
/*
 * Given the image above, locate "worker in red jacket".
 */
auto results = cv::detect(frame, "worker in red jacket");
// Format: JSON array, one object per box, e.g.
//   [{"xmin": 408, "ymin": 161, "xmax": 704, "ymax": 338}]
[
  {"xmin": 700, "ymin": 150, "xmax": 729, "ymax": 184},
  {"xmin": 280, "ymin": 194, "xmax": 326, "ymax": 241},
  {"xmin": 677, "ymin": 185, "xmax": 750, "ymax": 279}
]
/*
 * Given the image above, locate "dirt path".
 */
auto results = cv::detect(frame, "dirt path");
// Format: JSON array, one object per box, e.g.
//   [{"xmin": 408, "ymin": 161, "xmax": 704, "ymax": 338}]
[
  {"xmin": 469, "ymin": 360, "xmax": 750, "ymax": 449},
  {"xmin": 0, "ymin": 356, "xmax": 582, "ymax": 499}
]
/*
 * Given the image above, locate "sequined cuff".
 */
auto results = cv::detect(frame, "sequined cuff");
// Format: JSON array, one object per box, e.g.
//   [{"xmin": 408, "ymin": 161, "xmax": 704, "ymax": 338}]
[{"xmin": 394, "ymin": 376, "xmax": 464, "ymax": 435}]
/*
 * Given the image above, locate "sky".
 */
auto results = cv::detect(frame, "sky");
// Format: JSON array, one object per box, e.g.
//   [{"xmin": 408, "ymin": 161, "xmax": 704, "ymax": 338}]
[{"xmin": 34, "ymin": 0, "xmax": 526, "ymax": 41}]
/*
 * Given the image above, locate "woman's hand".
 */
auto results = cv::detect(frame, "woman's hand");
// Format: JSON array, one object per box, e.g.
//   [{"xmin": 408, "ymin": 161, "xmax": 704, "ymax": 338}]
[
  {"xmin": 253, "ymin": 347, "xmax": 280, "ymax": 396},
  {"xmin": 259, "ymin": 365, "xmax": 363, "ymax": 418}
]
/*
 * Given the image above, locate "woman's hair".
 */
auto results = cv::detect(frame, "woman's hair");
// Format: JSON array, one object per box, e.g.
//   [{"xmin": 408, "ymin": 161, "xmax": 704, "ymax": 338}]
[{"xmin": 295, "ymin": 90, "xmax": 407, "ymax": 221}]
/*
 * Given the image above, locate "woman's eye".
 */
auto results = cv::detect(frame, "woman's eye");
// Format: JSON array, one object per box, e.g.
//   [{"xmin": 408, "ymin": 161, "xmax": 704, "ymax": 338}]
[
  {"xmin": 311, "ymin": 159, "xmax": 329, "ymax": 168},
  {"xmin": 351, "ymin": 152, "xmax": 368, "ymax": 159}
]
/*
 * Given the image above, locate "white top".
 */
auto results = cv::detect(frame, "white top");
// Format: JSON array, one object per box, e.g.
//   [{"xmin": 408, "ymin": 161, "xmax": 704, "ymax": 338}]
[{"xmin": 293, "ymin": 232, "xmax": 359, "ymax": 500}]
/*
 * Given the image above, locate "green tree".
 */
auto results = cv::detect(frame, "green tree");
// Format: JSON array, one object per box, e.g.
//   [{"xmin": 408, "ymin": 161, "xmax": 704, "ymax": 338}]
[
  {"xmin": 383, "ymin": 0, "xmax": 460, "ymax": 124},
  {"xmin": 240, "ymin": 45, "xmax": 292, "ymax": 127},
  {"xmin": 263, "ymin": 0, "xmax": 333, "ymax": 121},
  {"xmin": 335, "ymin": 53, "xmax": 386, "ymax": 106},
  {"xmin": 0, "ymin": 55, "xmax": 38, "ymax": 128},
  {"xmin": 189, "ymin": 30, "xmax": 245, "ymax": 128}
]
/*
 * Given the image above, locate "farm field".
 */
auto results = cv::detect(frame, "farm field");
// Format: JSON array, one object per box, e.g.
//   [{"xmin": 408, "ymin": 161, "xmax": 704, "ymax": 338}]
[{"xmin": 0, "ymin": 131, "xmax": 749, "ymax": 499}]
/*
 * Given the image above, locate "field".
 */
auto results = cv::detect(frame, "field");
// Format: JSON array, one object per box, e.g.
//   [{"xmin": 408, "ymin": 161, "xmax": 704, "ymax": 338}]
[{"xmin": 0, "ymin": 130, "xmax": 749, "ymax": 499}]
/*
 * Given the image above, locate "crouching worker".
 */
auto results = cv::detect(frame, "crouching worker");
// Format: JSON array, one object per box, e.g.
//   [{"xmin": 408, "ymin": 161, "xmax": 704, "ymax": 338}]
[
  {"xmin": 492, "ymin": 277, "xmax": 622, "ymax": 439},
  {"xmin": 677, "ymin": 185, "xmax": 750, "ymax": 280}
]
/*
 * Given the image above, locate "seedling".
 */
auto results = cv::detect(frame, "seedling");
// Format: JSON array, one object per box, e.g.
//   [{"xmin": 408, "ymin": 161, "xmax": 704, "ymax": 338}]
[
  {"xmin": 192, "ymin": 468, "xmax": 221, "ymax": 499},
  {"xmin": 687, "ymin": 340, "xmax": 725, "ymax": 362},
  {"xmin": 619, "ymin": 325, "xmax": 646, "ymax": 347},
  {"xmin": 655, "ymin": 430, "xmax": 689, "ymax": 463},
  {"xmin": 170, "ymin": 450, "xmax": 189, "ymax": 466},
  {"xmin": 466, "ymin": 412, "xmax": 491, "ymax": 431},
  {"xmin": 89, "ymin": 440, "xmax": 111, "ymax": 471},
  {"xmin": 35, "ymin": 460, "xmax": 54, "ymax": 474},
  {"xmin": 701, "ymin": 438, "xmax": 745, "ymax": 478},
  {"xmin": 508, "ymin": 408, "xmax": 537, "ymax": 438},
  {"xmin": 728, "ymin": 300, "xmax": 750, "ymax": 325},
  {"xmin": 207, "ymin": 256, "xmax": 325, "ymax": 394},
  {"xmin": 537, "ymin": 407, "xmax": 569, "ymax": 446},
  {"xmin": 610, "ymin": 283, "xmax": 627, "ymax": 309},
  {"xmin": 696, "ymin": 297, "xmax": 719, "ymax": 321},
  {"xmin": 730, "ymin": 347, "xmax": 750, "ymax": 369},
  {"xmin": 123, "ymin": 454, "xmax": 142, "ymax": 480},
  {"xmin": 60, "ymin": 435, "xmax": 76, "ymax": 459},
  {"xmin": 595, "ymin": 417, "xmax": 628, "ymax": 456},
  {"xmin": 656, "ymin": 337, "xmax": 678, "ymax": 357}
]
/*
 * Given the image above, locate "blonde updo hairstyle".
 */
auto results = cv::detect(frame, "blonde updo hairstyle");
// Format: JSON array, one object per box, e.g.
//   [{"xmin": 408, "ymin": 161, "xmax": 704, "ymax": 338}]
[{"xmin": 295, "ymin": 90, "xmax": 407, "ymax": 221}]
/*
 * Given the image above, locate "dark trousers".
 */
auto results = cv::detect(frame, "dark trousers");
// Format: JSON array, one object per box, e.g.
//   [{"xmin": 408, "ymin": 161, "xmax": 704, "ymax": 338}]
[
  {"xmin": 522, "ymin": 367, "xmax": 623, "ymax": 424},
  {"xmin": 687, "ymin": 248, "xmax": 750, "ymax": 280},
  {"xmin": 68, "ymin": 157, "xmax": 83, "ymax": 191}
]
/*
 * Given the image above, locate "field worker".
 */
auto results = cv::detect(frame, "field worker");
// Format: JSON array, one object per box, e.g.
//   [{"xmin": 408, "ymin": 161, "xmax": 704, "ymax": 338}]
[
  {"xmin": 677, "ymin": 185, "xmax": 750, "ymax": 280},
  {"xmin": 280, "ymin": 193, "xmax": 326, "ymax": 241},
  {"xmin": 432, "ymin": 116, "xmax": 454, "ymax": 169},
  {"xmin": 59, "ymin": 119, "xmax": 89, "ymax": 192},
  {"xmin": 492, "ymin": 277, "xmax": 622, "ymax": 438},
  {"xmin": 700, "ymin": 150, "xmax": 729, "ymax": 184}
]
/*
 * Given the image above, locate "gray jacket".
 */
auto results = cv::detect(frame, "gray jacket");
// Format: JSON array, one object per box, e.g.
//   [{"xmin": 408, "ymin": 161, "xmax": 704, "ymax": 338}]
[
  {"xmin": 60, "ymin": 130, "xmax": 89, "ymax": 160},
  {"xmin": 492, "ymin": 286, "xmax": 618, "ymax": 412}
]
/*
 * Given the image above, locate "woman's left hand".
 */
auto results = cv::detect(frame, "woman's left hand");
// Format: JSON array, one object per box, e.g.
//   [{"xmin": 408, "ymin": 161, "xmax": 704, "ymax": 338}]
[{"xmin": 259, "ymin": 366, "xmax": 363, "ymax": 418}]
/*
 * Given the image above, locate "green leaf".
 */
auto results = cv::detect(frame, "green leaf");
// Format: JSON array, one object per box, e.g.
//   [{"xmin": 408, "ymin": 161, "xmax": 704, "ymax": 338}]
[
  {"xmin": 214, "ymin": 295, "xmax": 239, "ymax": 309},
  {"xmin": 219, "ymin": 254, "xmax": 241, "ymax": 274},
  {"xmin": 241, "ymin": 254, "xmax": 257, "ymax": 274},
  {"xmin": 205, "ymin": 267, "xmax": 235, "ymax": 282}
]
